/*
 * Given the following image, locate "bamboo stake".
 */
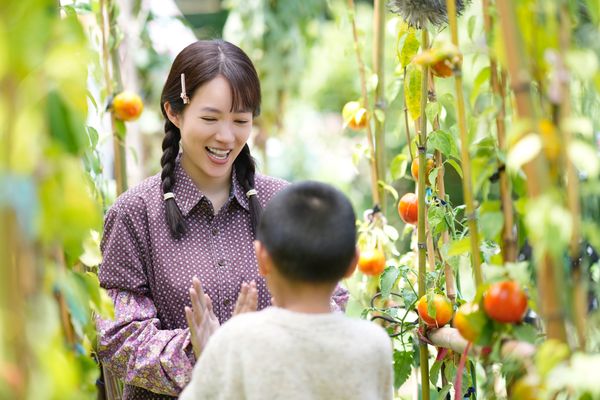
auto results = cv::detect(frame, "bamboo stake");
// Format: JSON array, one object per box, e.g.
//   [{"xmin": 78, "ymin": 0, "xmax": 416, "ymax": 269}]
[
  {"xmin": 495, "ymin": 0, "xmax": 567, "ymax": 342},
  {"xmin": 373, "ymin": 0, "xmax": 386, "ymax": 212},
  {"xmin": 347, "ymin": 0, "xmax": 381, "ymax": 207},
  {"xmin": 445, "ymin": 0, "xmax": 483, "ymax": 287},
  {"xmin": 100, "ymin": 0, "xmax": 127, "ymax": 195},
  {"xmin": 428, "ymin": 73, "xmax": 456, "ymax": 302},
  {"xmin": 417, "ymin": 28, "xmax": 431, "ymax": 400},
  {"xmin": 557, "ymin": 2, "xmax": 585, "ymax": 349},
  {"xmin": 482, "ymin": 0, "xmax": 517, "ymax": 263}
]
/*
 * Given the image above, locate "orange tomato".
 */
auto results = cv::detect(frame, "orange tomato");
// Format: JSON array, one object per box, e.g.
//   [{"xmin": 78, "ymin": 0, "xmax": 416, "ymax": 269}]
[
  {"xmin": 358, "ymin": 248, "xmax": 386, "ymax": 276},
  {"xmin": 342, "ymin": 101, "xmax": 368, "ymax": 130},
  {"xmin": 398, "ymin": 193, "xmax": 418, "ymax": 225},
  {"xmin": 483, "ymin": 281, "xmax": 528, "ymax": 323},
  {"xmin": 453, "ymin": 302, "xmax": 483, "ymax": 342},
  {"xmin": 113, "ymin": 91, "xmax": 144, "ymax": 121},
  {"xmin": 411, "ymin": 157, "xmax": 435, "ymax": 183},
  {"xmin": 417, "ymin": 293, "xmax": 453, "ymax": 328},
  {"xmin": 431, "ymin": 60, "xmax": 453, "ymax": 78}
]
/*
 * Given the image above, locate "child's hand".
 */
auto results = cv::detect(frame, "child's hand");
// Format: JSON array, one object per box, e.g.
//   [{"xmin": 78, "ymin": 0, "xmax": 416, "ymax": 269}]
[
  {"xmin": 233, "ymin": 281, "xmax": 258, "ymax": 315},
  {"xmin": 185, "ymin": 277, "xmax": 220, "ymax": 359}
]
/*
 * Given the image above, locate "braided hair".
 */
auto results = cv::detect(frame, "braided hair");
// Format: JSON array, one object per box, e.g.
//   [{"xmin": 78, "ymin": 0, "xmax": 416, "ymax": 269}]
[{"xmin": 159, "ymin": 40, "xmax": 262, "ymax": 239}]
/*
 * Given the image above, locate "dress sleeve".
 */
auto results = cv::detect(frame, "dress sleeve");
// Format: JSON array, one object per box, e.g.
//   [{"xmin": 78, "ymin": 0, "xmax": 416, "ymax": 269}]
[
  {"xmin": 96, "ymin": 289, "xmax": 195, "ymax": 396},
  {"xmin": 330, "ymin": 284, "xmax": 350, "ymax": 312},
  {"xmin": 97, "ymin": 200, "xmax": 194, "ymax": 395}
]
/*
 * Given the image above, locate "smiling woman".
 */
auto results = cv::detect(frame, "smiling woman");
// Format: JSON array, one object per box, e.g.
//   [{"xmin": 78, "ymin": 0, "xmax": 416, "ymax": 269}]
[{"xmin": 94, "ymin": 39, "xmax": 350, "ymax": 400}]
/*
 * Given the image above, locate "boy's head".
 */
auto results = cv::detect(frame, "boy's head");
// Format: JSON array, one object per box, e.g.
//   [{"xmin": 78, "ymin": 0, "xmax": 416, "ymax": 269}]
[{"xmin": 255, "ymin": 181, "xmax": 357, "ymax": 284}]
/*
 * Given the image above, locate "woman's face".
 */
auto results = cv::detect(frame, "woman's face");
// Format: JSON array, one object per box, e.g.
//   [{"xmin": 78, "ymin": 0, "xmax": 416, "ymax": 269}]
[{"xmin": 167, "ymin": 75, "xmax": 253, "ymax": 186}]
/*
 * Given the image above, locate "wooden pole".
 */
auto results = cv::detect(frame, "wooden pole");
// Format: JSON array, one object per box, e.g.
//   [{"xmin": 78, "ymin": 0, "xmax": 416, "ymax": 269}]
[
  {"xmin": 373, "ymin": 0, "xmax": 386, "ymax": 212},
  {"xmin": 347, "ymin": 0, "xmax": 381, "ymax": 207},
  {"xmin": 496, "ymin": 0, "xmax": 567, "ymax": 342},
  {"xmin": 417, "ymin": 29, "xmax": 431, "ymax": 400},
  {"xmin": 445, "ymin": 0, "xmax": 483, "ymax": 287},
  {"xmin": 482, "ymin": 0, "xmax": 517, "ymax": 262}
]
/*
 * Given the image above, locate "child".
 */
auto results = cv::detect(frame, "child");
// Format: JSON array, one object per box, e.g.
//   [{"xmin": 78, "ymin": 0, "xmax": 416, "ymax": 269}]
[{"xmin": 180, "ymin": 181, "xmax": 394, "ymax": 400}]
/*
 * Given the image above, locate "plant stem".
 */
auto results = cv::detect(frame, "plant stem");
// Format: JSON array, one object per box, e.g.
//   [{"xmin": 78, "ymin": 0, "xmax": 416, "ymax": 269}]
[
  {"xmin": 482, "ymin": 0, "xmax": 517, "ymax": 263},
  {"xmin": 446, "ymin": 0, "xmax": 483, "ymax": 287},
  {"xmin": 496, "ymin": 0, "xmax": 567, "ymax": 342},
  {"xmin": 417, "ymin": 28, "xmax": 431, "ymax": 400},
  {"xmin": 347, "ymin": 0, "xmax": 381, "ymax": 207},
  {"xmin": 373, "ymin": 0, "xmax": 386, "ymax": 213},
  {"xmin": 100, "ymin": 0, "xmax": 127, "ymax": 195}
]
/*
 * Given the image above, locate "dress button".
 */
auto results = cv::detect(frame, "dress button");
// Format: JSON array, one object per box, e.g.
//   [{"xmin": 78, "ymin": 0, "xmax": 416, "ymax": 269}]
[
  {"xmin": 211, "ymin": 227, "xmax": 219, "ymax": 236},
  {"xmin": 216, "ymin": 259, "xmax": 226, "ymax": 267},
  {"xmin": 223, "ymin": 299, "xmax": 232, "ymax": 306}
]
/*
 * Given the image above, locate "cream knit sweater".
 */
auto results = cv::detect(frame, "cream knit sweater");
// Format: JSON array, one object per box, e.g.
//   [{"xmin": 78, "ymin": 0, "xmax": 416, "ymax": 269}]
[{"xmin": 179, "ymin": 306, "xmax": 394, "ymax": 400}]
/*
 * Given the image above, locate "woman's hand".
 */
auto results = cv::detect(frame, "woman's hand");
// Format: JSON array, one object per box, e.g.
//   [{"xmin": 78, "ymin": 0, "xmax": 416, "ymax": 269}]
[
  {"xmin": 185, "ymin": 277, "xmax": 219, "ymax": 359},
  {"xmin": 233, "ymin": 281, "xmax": 258, "ymax": 315}
]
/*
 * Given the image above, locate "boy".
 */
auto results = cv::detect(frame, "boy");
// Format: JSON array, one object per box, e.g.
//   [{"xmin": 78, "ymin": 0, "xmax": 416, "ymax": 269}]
[{"xmin": 180, "ymin": 181, "xmax": 393, "ymax": 400}]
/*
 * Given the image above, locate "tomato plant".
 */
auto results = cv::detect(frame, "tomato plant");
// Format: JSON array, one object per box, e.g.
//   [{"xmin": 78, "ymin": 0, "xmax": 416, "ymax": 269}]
[
  {"xmin": 417, "ymin": 293, "xmax": 453, "ymax": 328},
  {"xmin": 398, "ymin": 193, "xmax": 418, "ymax": 225},
  {"xmin": 113, "ymin": 91, "xmax": 144, "ymax": 121},
  {"xmin": 357, "ymin": 248, "xmax": 386, "ymax": 276},
  {"xmin": 483, "ymin": 281, "xmax": 528, "ymax": 323}
]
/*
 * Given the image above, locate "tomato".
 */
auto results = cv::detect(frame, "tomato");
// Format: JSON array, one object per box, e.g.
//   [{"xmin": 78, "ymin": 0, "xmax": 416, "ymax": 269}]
[
  {"xmin": 431, "ymin": 60, "xmax": 453, "ymax": 78},
  {"xmin": 483, "ymin": 281, "xmax": 528, "ymax": 323},
  {"xmin": 113, "ymin": 91, "xmax": 144, "ymax": 121},
  {"xmin": 342, "ymin": 101, "xmax": 368, "ymax": 130},
  {"xmin": 411, "ymin": 156, "xmax": 435, "ymax": 183},
  {"xmin": 357, "ymin": 248, "xmax": 386, "ymax": 276},
  {"xmin": 417, "ymin": 293, "xmax": 453, "ymax": 328},
  {"xmin": 453, "ymin": 302, "xmax": 484, "ymax": 343},
  {"xmin": 398, "ymin": 193, "xmax": 418, "ymax": 225}
]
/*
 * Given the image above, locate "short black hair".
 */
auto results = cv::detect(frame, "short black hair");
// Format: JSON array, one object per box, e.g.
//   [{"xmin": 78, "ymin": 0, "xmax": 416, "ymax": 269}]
[{"xmin": 257, "ymin": 181, "xmax": 357, "ymax": 283}]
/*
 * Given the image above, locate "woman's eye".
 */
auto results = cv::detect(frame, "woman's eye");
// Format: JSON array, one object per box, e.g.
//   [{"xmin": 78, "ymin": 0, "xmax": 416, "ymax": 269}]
[
  {"xmin": 201, "ymin": 117, "xmax": 217, "ymax": 122},
  {"xmin": 235, "ymin": 120, "xmax": 249, "ymax": 125}
]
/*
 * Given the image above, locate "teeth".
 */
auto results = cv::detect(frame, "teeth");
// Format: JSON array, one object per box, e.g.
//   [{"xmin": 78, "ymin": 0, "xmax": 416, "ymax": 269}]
[{"xmin": 207, "ymin": 147, "xmax": 231, "ymax": 159}]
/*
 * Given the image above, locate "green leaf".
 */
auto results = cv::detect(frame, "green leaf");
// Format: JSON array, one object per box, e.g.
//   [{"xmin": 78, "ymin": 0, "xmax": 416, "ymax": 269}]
[
  {"xmin": 47, "ymin": 90, "xmax": 87, "ymax": 155},
  {"xmin": 569, "ymin": 140, "xmax": 600, "ymax": 178},
  {"xmin": 429, "ymin": 360, "xmax": 443, "ymax": 386},
  {"xmin": 405, "ymin": 64, "xmax": 422, "ymax": 121},
  {"xmin": 374, "ymin": 108, "xmax": 385, "ymax": 122},
  {"xmin": 425, "ymin": 101, "xmax": 441, "ymax": 125},
  {"xmin": 380, "ymin": 266, "xmax": 401, "ymax": 299},
  {"xmin": 428, "ymin": 205, "xmax": 447, "ymax": 236},
  {"xmin": 512, "ymin": 324, "xmax": 538, "ymax": 344},
  {"xmin": 467, "ymin": 15, "xmax": 477, "ymax": 39},
  {"xmin": 470, "ymin": 66, "xmax": 490, "ymax": 106},
  {"xmin": 507, "ymin": 134, "xmax": 542, "ymax": 172},
  {"xmin": 448, "ymin": 237, "xmax": 471, "ymax": 256},
  {"xmin": 479, "ymin": 211, "xmax": 503, "ymax": 241},
  {"xmin": 393, "ymin": 350, "xmax": 414, "ymax": 389},
  {"xmin": 378, "ymin": 180, "xmax": 399, "ymax": 201},
  {"xmin": 428, "ymin": 130, "xmax": 459, "ymax": 159},
  {"xmin": 399, "ymin": 29, "xmax": 420, "ymax": 67},
  {"xmin": 445, "ymin": 159, "xmax": 463, "ymax": 179},
  {"xmin": 390, "ymin": 153, "xmax": 409, "ymax": 180}
]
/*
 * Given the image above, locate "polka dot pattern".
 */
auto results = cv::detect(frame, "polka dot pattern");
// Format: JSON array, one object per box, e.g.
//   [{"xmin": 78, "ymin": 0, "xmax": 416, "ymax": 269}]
[{"xmin": 97, "ymin": 159, "xmax": 287, "ymax": 399}]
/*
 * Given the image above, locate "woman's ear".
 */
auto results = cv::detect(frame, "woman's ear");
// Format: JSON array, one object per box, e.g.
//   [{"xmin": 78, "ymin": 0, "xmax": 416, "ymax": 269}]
[
  {"xmin": 164, "ymin": 101, "xmax": 181, "ymax": 128},
  {"xmin": 344, "ymin": 247, "xmax": 359, "ymax": 278}
]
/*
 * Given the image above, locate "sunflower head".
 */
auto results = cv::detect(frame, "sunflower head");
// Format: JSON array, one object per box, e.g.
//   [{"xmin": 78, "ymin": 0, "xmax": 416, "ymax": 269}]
[{"xmin": 387, "ymin": 0, "xmax": 468, "ymax": 29}]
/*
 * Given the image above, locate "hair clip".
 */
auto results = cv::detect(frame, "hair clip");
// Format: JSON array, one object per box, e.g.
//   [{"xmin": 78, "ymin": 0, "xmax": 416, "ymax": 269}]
[
  {"xmin": 164, "ymin": 192, "xmax": 175, "ymax": 201},
  {"xmin": 180, "ymin": 73, "xmax": 190, "ymax": 104},
  {"xmin": 246, "ymin": 189, "xmax": 257, "ymax": 198}
]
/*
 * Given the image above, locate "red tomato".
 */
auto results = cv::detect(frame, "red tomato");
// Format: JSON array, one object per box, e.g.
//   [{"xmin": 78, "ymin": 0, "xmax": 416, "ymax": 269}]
[
  {"xmin": 358, "ymin": 248, "xmax": 386, "ymax": 276},
  {"xmin": 417, "ymin": 293, "xmax": 453, "ymax": 328},
  {"xmin": 398, "ymin": 193, "xmax": 418, "ymax": 225},
  {"xmin": 483, "ymin": 281, "xmax": 528, "ymax": 323}
]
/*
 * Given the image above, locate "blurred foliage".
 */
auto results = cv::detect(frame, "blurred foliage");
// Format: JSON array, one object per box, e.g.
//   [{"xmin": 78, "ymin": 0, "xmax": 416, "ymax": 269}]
[{"xmin": 0, "ymin": 1, "xmax": 108, "ymax": 398}]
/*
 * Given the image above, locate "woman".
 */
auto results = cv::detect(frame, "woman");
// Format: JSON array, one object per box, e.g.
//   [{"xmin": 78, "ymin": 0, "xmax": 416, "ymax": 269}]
[{"xmin": 96, "ymin": 40, "xmax": 347, "ymax": 399}]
